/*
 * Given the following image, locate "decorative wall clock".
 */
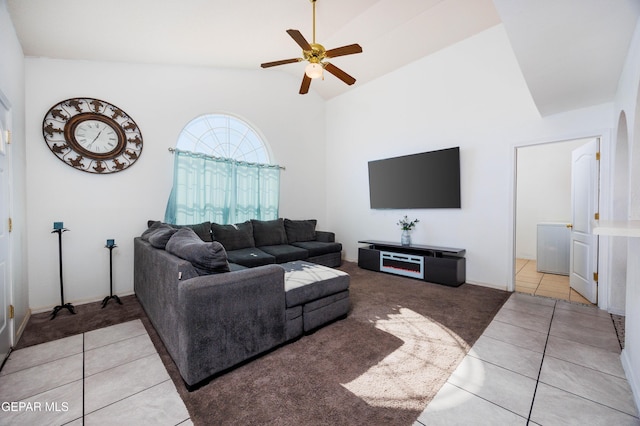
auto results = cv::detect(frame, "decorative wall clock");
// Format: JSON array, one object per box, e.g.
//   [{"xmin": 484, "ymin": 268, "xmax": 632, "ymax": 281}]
[{"xmin": 42, "ymin": 97, "xmax": 143, "ymax": 174}]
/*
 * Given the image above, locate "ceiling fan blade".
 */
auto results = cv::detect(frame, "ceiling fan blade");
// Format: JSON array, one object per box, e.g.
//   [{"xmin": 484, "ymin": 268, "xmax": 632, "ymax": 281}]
[
  {"xmin": 299, "ymin": 74, "xmax": 312, "ymax": 94},
  {"xmin": 324, "ymin": 63, "xmax": 356, "ymax": 85},
  {"xmin": 325, "ymin": 44, "xmax": 363, "ymax": 58},
  {"xmin": 261, "ymin": 58, "xmax": 301, "ymax": 68},
  {"xmin": 287, "ymin": 29, "xmax": 312, "ymax": 51}
]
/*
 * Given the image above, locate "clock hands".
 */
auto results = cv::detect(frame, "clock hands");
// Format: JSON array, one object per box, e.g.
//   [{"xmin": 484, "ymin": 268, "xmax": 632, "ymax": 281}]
[
  {"xmin": 83, "ymin": 124, "xmax": 116, "ymax": 152},
  {"xmin": 90, "ymin": 129, "xmax": 103, "ymax": 145}
]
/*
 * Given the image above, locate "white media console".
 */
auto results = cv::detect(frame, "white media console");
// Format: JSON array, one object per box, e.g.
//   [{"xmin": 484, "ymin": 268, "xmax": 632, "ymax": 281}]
[{"xmin": 358, "ymin": 240, "xmax": 466, "ymax": 287}]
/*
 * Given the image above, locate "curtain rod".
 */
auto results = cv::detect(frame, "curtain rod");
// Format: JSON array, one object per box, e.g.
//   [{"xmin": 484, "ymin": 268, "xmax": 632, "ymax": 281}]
[{"xmin": 168, "ymin": 147, "xmax": 285, "ymax": 170}]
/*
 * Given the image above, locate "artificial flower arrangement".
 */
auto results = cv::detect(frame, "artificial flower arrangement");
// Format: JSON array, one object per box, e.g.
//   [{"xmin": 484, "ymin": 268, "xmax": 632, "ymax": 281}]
[{"xmin": 397, "ymin": 215, "xmax": 419, "ymax": 231}]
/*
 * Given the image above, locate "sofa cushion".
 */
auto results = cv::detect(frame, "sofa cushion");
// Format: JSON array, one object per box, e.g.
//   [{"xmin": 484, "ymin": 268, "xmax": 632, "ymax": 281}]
[
  {"xmin": 303, "ymin": 290, "xmax": 350, "ymax": 332},
  {"xmin": 212, "ymin": 221, "xmax": 255, "ymax": 251},
  {"xmin": 291, "ymin": 241, "xmax": 342, "ymax": 257},
  {"xmin": 228, "ymin": 263, "xmax": 248, "ymax": 272},
  {"xmin": 148, "ymin": 226, "xmax": 179, "ymax": 249},
  {"xmin": 165, "ymin": 228, "xmax": 230, "ymax": 275},
  {"xmin": 145, "ymin": 220, "xmax": 213, "ymax": 242},
  {"xmin": 258, "ymin": 245, "xmax": 309, "ymax": 264},
  {"xmin": 226, "ymin": 247, "xmax": 276, "ymax": 268},
  {"xmin": 284, "ymin": 219, "xmax": 317, "ymax": 243},
  {"xmin": 251, "ymin": 219, "xmax": 288, "ymax": 247},
  {"xmin": 282, "ymin": 261, "xmax": 350, "ymax": 307}
]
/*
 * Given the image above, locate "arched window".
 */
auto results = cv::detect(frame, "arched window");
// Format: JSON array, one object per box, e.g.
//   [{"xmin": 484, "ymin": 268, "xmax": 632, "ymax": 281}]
[
  {"xmin": 176, "ymin": 114, "xmax": 271, "ymax": 164},
  {"xmin": 165, "ymin": 114, "xmax": 280, "ymax": 225}
]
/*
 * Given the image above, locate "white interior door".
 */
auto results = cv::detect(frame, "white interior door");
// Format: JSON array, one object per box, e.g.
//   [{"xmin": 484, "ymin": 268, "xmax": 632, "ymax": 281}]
[
  {"xmin": 0, "ymin": 93, "xmax": 11, "ymax": 360},
  {"xmin": 569, "ymin": 138, "xmax": 599, "ymax": 303}
]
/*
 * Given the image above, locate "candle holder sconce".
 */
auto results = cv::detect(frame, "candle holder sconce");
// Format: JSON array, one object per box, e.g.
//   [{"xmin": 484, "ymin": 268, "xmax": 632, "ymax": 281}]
[
  {"xmin": 102, "ymin": 240, "xmax": 122, "ymax": 308},
  {"xmin": 51, "ymin": 224, "xmax": 76, "ymax": 319}
]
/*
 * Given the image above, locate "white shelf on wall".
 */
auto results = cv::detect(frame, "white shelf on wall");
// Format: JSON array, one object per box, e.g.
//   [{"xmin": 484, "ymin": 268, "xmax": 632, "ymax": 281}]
[{"xmin": 592, "ymin": 221, "xmax": 640, "ymax": 237}]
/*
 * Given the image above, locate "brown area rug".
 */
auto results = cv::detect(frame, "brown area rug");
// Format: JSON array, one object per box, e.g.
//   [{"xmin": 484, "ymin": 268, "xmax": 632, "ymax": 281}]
[{"xmin": 15, "ymin": 261, "xmax": 509, "ymax": 425}]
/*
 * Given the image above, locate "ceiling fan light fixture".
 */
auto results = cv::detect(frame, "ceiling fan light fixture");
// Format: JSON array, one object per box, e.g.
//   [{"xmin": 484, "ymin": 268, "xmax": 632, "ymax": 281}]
[
  {"xmin": 260, "ymin": 0, "xmax": 362, "ymax": 94},
  {"xmin": 305, "ymin": 62, "xmax": 324, "ymax": 79}
]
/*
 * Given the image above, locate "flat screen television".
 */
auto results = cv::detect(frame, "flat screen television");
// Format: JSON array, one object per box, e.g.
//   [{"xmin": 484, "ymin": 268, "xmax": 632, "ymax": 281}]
[{"xmin": 368, "ymin": 147, "xmax": 461, "ymax": 209}]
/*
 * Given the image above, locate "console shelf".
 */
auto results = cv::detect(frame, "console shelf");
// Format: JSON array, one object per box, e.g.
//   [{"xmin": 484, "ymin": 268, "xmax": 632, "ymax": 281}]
[{"xmin": 358, "ymin": 240, "xmax": 466, "ymax": 287}]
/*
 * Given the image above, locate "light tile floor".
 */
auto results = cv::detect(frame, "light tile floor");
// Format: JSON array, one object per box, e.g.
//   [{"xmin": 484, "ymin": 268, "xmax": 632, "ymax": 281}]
[
  {"xmin": 514, "ymin": 258, "xmax": 592, "ymax": 305},
  {"xmin": 415, "ymin": 292, "xmax": 639, "ymax": 425},
  {"xmin": 0, "ymin": 319, "xmax": 191, "ymax": 426}
]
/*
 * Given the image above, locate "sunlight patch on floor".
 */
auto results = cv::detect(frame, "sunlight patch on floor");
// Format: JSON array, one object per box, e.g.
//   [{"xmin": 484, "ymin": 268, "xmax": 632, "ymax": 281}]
[
  {"xmin": 423, "ymin": 349, "xmax": 486, "ymax": 411},
  {"xmin": 341, "ymin": 307, "xmax": 469, "ymax": 410}
]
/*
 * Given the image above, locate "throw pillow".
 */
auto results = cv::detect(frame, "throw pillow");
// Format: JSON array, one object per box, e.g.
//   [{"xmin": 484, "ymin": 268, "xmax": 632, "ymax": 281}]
[
  {"xmin": 211, "ymin": 221, "xmax": 255, "ymax": 251},
  {"xmin": 284, "ymin": 219, "xmax": 317, "ymax": 243},
  {"xmin": 166, "ymin": 228, "xmax": 230, "ymax": 275},
  {"xmin": 174, "ymin": 221, "xmax": 213, "ymax": 242},
  {"xmin": 251, "ymin": 218, "xmax": 288, "ymax": 247},
  {"xmin": 141, "ymin": 221, "xmax": 163, "ymax": 241},
  {"xmin": 142, "ymin": 220, "xmax": 213, "ymax": 242},
  {"xmin": 148, "ymin": 226, "xmax": 178, "ymax": 249},
  {"xmin": 142, "ymin": 223, "xmax": 178, "ymax": 249}
]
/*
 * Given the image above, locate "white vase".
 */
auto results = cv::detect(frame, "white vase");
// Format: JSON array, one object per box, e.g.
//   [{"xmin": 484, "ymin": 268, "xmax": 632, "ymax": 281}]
[{"xmin": 401, "ymin": 230, "xmax": 411, "ymax": 246}]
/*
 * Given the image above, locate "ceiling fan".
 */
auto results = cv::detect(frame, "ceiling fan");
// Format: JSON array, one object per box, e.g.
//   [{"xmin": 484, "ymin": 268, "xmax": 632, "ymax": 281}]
[{"xmin": 260, "ymin": 0, "xmax": 363, "ymax": 95}]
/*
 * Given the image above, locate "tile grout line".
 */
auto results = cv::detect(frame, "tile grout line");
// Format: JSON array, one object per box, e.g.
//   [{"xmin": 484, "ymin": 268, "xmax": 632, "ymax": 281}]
[
  {"xmin": 516, "ymin": 259, "xmax": 591, "ymax": 303},
  {"xmin": 83, "ymin": 329, "xmax": 148, "ymax": 353},
  {"xmin": 534, "ymin": 378, "xmax": 640, "ymax": 419},
  {"xmin": 84, "ymin": 351, "xmax": 160, "ymax": 380},
  {"xmin": 82, "ymin": 379, "xmax": 173, "ymax": 418},
  {"xmin": 526, "ymin": 299, "xmax": 556, "ymax": 425}
]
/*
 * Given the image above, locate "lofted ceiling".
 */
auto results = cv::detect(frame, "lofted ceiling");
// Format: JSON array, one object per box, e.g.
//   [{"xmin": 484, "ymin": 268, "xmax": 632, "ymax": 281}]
[
  {"xmin": 493, "ymin": 0, "xmax": 640, "ymax": 116},
  {"xmin": 6, "ymin": 0, "xmax": 640, "ymax": 115}
]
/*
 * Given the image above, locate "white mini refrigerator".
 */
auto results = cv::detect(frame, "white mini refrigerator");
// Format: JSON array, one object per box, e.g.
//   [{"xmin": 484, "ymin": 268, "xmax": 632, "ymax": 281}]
[{"xmin": 536, "ymin": 222, "xmax": 570, "ymax": 275}]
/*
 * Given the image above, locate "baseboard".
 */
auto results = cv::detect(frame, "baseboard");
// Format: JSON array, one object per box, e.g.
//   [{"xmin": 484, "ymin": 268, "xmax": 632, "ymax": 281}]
[
  {"xmin": 607, "ymin": 306, "xmax": 626, "ymax": 316},
  {"xmin": 30, "ymin": 291, "xmax": 136, "ymax": 314},
  {"xmin": 621, "ymin": 348, "xmax": 640, "ymax": 414},
  {"xmin": 465, "ymin": 280, "xmax": 509, "ymax": 292},
  {"xmin": 13, "ymin": 308, "xmax": 31, "ymax": 347}
]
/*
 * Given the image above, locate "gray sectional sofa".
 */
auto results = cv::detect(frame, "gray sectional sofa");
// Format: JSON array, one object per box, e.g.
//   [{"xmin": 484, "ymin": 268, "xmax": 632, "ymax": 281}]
[{"xmin": 134, "ymin": 218, "xmax": 349, "ymax": 388}]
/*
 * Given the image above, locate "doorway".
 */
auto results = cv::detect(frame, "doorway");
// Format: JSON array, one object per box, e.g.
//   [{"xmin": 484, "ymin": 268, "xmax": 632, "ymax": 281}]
[{"xmin": 514, "ymin": 138, "xmax": 595, "ymax": 304}]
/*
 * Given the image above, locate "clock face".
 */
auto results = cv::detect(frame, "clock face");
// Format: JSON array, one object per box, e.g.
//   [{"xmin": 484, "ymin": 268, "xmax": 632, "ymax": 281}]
[
  {"xmin": 42, "ymin": 98, "xmax": 143, "ymax": 174},
  {"xmin": 73, "ymin": 119, "xmax": 119, "ymax": 155}
]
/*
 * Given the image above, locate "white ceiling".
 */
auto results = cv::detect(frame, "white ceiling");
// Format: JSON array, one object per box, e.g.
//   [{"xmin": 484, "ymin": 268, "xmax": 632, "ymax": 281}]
[
  {"xmin": 6, "ymin": 0, "xmax": 640, "ymax": 115},
  {"xmin": 493, "ymin": 0, "xmax": 640, "ymax": 116}
]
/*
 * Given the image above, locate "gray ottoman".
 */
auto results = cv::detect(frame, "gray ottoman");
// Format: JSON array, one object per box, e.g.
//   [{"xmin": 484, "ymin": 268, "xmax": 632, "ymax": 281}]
[{"xmin": 282, "ymin": 261, "xmax": 350, "ymax": 339}]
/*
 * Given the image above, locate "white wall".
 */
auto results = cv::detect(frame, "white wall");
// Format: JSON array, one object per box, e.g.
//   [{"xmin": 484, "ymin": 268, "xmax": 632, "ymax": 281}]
[
  {"xmin": 615, "ymin": 15, "xmax": 640, "ymax": 414},
  {"xmin": 326, "ymin": 25, "xmax": 613, "ymax": 290},
  {"xmin": 0, "ymin": 0, "xmax": 28, "ymax": 340},
  {"xmin": 25, "ymin": 59, "xmax": 326, "ymax": 311},
  {"xmin": 515, "ymin": 138, "xmax": 589, "ymax": 260}
]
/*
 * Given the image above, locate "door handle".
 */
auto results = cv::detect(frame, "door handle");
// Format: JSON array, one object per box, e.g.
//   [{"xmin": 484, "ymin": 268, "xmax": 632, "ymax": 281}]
[{"xmin": 566, "ymin": 224, "xmax": 573, "ymax": 229}]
